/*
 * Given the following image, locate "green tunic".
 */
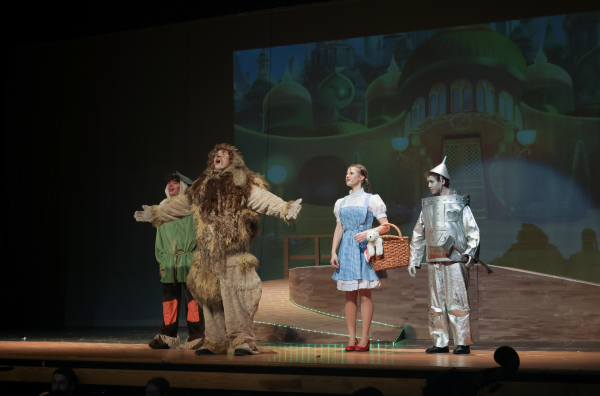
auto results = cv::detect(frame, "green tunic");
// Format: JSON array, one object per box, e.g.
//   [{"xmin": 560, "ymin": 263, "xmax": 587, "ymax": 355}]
[{"xmin": 155, "ymin": 215, "xmax": 197, "ymax": 283}]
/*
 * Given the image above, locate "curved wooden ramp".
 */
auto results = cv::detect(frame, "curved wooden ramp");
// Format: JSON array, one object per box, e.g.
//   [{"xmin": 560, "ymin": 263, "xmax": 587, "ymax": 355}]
[
  {"xmin": 282, "ymin": 264, "xmax": 600, "ymax": 341},
  {"xmin": 253, "ymin": 278, "xmax": 400, "ymax": 343}
]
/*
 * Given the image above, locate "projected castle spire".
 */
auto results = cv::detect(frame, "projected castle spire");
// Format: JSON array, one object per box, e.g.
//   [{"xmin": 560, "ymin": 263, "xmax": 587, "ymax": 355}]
[
  {"xmin": 304, "ymin": 41, "xmax": 368, "ymax": 126},
  {"xmin": 563, "ymin": 11, "xmax": 600, "ymax": 70},
  {"xmin": 572, "ymin": 44, "xmax": 600, "ymax": 117},
  {"xmin": 304, "ymin": 44, "xmax": 312, "ymax": 71},
  {"xmin": 312, "ymin": 68, "xmax": 367, "ymax": 136},
  {"xmin": 235, "ymin": 49, "xmax": 277, "ymax": 131}
]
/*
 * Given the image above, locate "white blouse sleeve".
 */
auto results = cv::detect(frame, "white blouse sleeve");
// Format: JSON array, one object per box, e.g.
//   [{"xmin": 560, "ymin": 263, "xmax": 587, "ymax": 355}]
[
  {"xmin": 333, "ymin": 198, "xmax": 343, "ymax": 222},
  {"xmin": 369, "ymin": 194, "xmax": 387, "ymax": 220}
]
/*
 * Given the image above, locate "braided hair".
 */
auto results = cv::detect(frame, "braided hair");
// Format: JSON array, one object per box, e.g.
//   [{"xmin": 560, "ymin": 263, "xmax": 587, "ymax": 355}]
[{"xmin": 348, "ymin": 164, "xmax": 371, "ymax": 193}]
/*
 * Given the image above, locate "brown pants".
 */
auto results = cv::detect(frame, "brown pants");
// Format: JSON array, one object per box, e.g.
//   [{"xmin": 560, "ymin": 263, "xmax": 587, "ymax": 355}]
[
  {"xmin": 161, "ymin": 282, "xmax": 205, "ymax": 338},
  {"xmin": 201, "ymin": 261, "xmax": 262, "ymax": 354}
]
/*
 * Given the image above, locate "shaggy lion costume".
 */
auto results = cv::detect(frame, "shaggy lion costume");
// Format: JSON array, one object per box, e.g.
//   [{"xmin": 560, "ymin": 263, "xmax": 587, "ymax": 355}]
[{"xmin": 136, "ymin": 144, "xmax": 302, "ymax": 355}]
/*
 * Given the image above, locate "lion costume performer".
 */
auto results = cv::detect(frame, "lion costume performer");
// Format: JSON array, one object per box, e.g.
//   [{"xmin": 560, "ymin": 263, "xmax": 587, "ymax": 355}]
[{"xmin": 135, "ymin": 144, "xmax": 302, "ymax": 355}]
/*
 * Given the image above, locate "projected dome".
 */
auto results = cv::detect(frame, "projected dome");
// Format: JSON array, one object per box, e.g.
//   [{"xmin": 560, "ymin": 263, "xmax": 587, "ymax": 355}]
[
  {"xmin": 394, "ymin": 23, "xmax": 529, "ymax": 143},
  {"xmin": 263, "ymin": 78, "xmax": 312, "ymax": 111},
  {"xmin": 261, "ymin": 71, "xmax": 314, "ymax": 136},
  {"xmin": 522, "ymin": 48, "xmax": 574, "ymax": 115},
  {"xmin": 527, "ymin": 49, "xmax": 572, "ymax": 88},
  {"xmin": 397, "ymin": 24, "xmax": 528, "ymax": 107},
  {"xmin": 318, "ymin": 69, "xmax": 355, "ymax": 110},
  {"xmin": 365, "ymin": 58, "xmax": 402, "ymax": 127},
  {"xmin": 366, "ymin": 59, "xmax": 401, "ymax": 103},
  {"xmin": 401, "ymin": 25, "xmax": 527, "ymax": 83}
]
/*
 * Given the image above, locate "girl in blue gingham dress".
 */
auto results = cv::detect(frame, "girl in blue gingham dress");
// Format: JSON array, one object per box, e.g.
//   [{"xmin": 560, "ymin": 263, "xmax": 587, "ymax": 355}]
[{"xmin": 330, "ymin": 164, "xmax": 389, "ymax": 352}]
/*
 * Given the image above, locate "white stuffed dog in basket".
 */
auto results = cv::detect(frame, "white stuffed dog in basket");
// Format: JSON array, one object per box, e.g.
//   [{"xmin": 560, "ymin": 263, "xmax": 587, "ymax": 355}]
[{"xmin": 366, "ymin": 229, "xmax": 384, "ymax": 261}]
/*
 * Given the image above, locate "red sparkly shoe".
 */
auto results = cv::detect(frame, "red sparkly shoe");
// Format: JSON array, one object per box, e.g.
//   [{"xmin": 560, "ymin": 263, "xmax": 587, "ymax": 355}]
[
  {"xmin": 355, "ymin": 339, "xmax": 370, "ymax": 352},
  {"xmin": 345, "ymin": 338, "xmax": 358, "ymax": 352}
]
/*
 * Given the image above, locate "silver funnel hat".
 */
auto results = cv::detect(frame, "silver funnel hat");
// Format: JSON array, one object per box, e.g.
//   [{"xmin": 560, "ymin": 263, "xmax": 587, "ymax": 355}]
[{"xmin": 429, "ymin": 156, "xmax": 450, "ymax": 180}]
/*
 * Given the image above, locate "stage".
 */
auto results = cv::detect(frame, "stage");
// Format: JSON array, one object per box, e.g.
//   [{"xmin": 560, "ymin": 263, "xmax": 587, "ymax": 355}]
[
  {"xmin": 2, "ymin": 340, "xmax": 600, "ymax": 395},
  {"xmin": 2, "ymin": 270, "xmax": 600, "ymax": 395}
]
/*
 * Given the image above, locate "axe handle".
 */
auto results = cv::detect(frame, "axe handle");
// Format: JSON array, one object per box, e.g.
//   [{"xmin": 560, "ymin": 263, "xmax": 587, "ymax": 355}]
[
  {"xmin": 477, "ymin": 260, "xmax": 494, "ymax": 274},
  {"xmin": 450, "ymin": 243, "xmax": 465, "ymax": 255},
  {"xmin": 451, "ymin": 243, "xmax": 493, "ymax": 274}
]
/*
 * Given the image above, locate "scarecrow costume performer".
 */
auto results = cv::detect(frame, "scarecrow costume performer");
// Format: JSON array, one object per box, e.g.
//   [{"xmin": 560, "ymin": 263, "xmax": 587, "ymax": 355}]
[
  {"xmin": 135, "ymin": 144, "xmax": 302, "ymax": 356},
  {"xmin": 135, "ymin": 172, "xmax": 205, "ymax": 350}
]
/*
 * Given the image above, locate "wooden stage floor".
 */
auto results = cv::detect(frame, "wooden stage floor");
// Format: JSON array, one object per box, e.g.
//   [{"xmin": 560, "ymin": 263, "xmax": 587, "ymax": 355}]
[
  {"xmin": 2, "ymin": 279, "xmax": 600, "ymax": 395},
  {"xmin": 2, "ymin": 341, "xmax": 600, "ymax": 395}
]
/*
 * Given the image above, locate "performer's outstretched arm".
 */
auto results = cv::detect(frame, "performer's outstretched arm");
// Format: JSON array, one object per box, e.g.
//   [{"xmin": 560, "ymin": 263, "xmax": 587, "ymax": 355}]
[
  {"xmin": 247, "ymin": 186, "xmax": 302, "ymax": 222},
  {"xmin": 134, "ymin": 193, "xmax": 192, "ymax": 227},
  {"xmin": 408, "ymin": 211, "xmax": 426, "ymax": 277}
]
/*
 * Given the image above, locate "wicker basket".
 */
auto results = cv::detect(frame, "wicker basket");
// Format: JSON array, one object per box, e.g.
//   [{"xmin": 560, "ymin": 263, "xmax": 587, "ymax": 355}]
[{"xmin": 371, "ymin": 223, "xmax": 410, "ymax": 271}]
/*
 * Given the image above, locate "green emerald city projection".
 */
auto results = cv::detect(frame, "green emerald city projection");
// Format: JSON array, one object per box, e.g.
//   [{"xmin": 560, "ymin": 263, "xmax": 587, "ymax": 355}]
[{"xmin": 233, "ymin": 13, "xmax": 600, "ymax": 283}]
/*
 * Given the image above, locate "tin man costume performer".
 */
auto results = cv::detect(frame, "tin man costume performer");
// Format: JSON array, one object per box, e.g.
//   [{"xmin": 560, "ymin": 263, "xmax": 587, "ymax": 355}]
[
  {"xmin": 135, "ymin": 144, "xmax": 302, "ymax": 356},
  {"xmin": 407, "ymin": 157, "xmax": 480, "ymax": 355}
]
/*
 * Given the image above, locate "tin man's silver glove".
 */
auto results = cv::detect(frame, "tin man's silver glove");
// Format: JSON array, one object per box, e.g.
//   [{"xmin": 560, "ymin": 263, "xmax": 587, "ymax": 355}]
[{"xmin": 408, "ymin": 264, "xmax": 417, "ymax": 278}]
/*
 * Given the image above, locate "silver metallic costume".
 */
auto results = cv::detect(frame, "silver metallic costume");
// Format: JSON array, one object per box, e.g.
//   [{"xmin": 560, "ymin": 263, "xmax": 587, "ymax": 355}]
[{"xmin": 409, "ymin": 158, "xmax": 480, "ymax": 348}]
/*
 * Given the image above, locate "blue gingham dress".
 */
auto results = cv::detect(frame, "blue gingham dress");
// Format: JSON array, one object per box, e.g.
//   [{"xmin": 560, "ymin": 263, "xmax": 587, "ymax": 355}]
[{"xmin": 332, "ymin": 192, "xmax": 387, "ymax": 290}]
